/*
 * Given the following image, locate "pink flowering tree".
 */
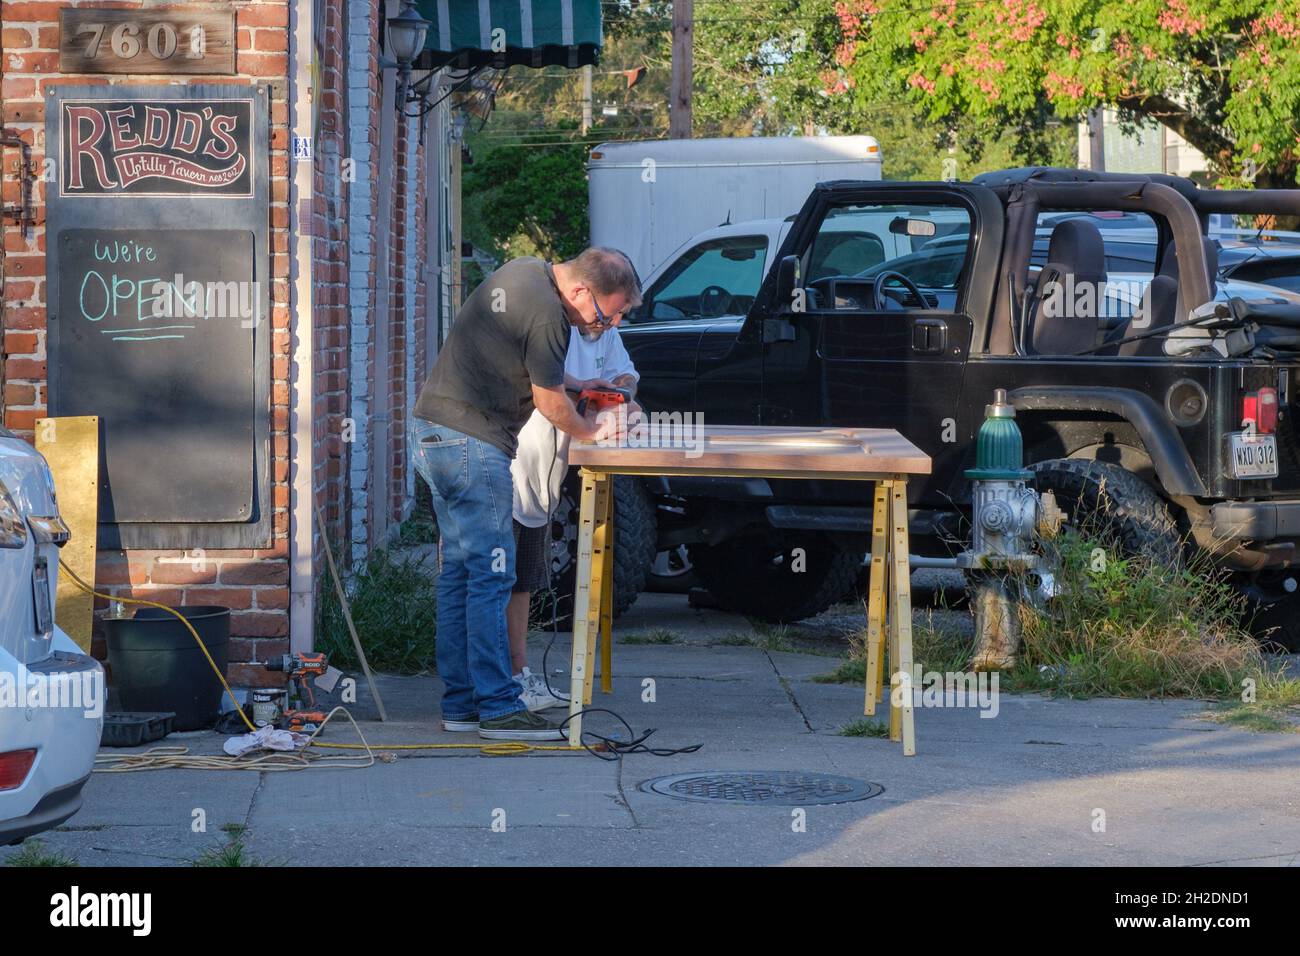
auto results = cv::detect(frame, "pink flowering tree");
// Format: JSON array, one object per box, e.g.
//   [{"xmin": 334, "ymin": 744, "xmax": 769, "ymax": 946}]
[
  {"xmin": 686, "ymin": 0, "xmax": 1073, "ymax": 178},
  {"xmin": 829, "ymin": 0, "xmax": 1300, "ymax": 188}
]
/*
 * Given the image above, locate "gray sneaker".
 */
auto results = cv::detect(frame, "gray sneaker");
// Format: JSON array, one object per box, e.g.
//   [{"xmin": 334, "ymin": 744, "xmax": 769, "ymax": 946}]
[
  {"xmin": 478, "ymin": 709, "xmax": 568, "ymax": 741},
  {"xmin": 516, "ymin": 667, "xmax": 565, "ymax": 712}
]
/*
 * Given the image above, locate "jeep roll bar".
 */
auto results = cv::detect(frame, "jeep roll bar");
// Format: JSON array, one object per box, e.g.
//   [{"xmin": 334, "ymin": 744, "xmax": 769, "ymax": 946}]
[
  {"xmin": 987, "ymin": 180, "xmax": 1212, "ymax": 354},
  {"xmin": 975, "ymin": 165, "xmax": 1300, "ymax": 221},
  {"xmin": 1193, "ymin": 189, "xmax": 1300, "ymax": 218},
  {"xmin": 974, "ymin": 166, "xmax": 1201, "ymax": 202}
]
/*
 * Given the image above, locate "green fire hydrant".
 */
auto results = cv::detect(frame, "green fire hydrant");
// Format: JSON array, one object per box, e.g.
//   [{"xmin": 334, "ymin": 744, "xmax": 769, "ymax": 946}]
[{"xmin": 957, "ymin": 389, "xmax": 1064, "ymax": 670}]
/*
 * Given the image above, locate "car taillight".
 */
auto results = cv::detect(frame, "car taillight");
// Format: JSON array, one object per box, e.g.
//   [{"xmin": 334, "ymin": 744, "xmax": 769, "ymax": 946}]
[
  {"xmin": 1243, "ymin": 388, "xmax": 1278, "ymax": 434},
  {"xmin": 0, "ymin": 749, "xmax": 36, "ymax": 791}
]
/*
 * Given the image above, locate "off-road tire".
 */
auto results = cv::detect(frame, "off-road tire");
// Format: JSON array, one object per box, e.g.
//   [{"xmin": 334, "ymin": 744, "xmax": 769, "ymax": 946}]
[
  {"xmin": 1029, "ymin": 459, "xmax": 1183, "ymax": 565},
  {"xmin": 536, "ymin": 472, "xmax": 658, "ymax": 630},
  {"xmin": 689, "ymin": 529, "xmax": 860, "ymax": 623}
]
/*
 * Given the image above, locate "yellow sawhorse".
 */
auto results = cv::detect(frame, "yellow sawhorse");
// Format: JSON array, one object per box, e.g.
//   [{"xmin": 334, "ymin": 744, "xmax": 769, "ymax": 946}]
[{"xmin": 567, "ymin": 468, "xmax": 916, "ymax": 756}]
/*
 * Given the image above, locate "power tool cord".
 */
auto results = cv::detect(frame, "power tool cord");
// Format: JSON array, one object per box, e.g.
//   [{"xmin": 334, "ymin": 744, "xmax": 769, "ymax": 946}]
[
  {"xmin": 61, "ymin": 430, "xmax": 697, "ymax": 765},
  {"xmin": 59, "ymin": 559, "xmax": 257, "ymax": 734},
  {"xmin": 535, "ymin": 531, "xmax": 702, "ymax": 762},
  {"xmin": 559, "ymin": 708, "xmax": 702, "ymax": 761},
  {"xmin": 58, "ymin": 558, "xmax": 585, "ymax": 760},
  {"xmin": 63, "ymin": 556, "xmax": 695, "ymax": 760}
]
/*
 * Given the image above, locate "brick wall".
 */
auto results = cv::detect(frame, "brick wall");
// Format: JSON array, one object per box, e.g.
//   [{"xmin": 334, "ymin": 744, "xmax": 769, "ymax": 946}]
[
  {"xmin": 312, "ymin": 0, "xmax": 351, "ymax": 562},
  {"xmin": 343, "ymin": 0, "xmax": 379, "ymax": 567},
  {"xmin": 0, "ymin": 0, "xmax": 292, "ymax": 686},
  {"xmin": 407, "ymin": 117, "xmax": 426, "ymax": 505},
  {"xmin": 412, "ymin": 127, "xmax": 427, "ymax": 448},
  {"xmin": 345, "ymin": 0, "xmax": 381, "ymax": 567},
  {"xmin": 2, "ymin": 0, "xmax": 450, "ymax": 688},
  {"xmin": 387, "ymin": 113, "xmax": 409, "ymax": 523}
]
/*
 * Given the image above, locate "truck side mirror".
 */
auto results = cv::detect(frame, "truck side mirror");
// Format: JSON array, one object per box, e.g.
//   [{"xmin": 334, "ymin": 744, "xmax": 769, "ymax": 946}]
[{"xmin": 774, "ymin": 255, "xmax": 800, "ymax": 311}]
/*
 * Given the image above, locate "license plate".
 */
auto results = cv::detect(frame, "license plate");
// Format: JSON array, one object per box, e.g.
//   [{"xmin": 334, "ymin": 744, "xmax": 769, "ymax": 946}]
[
  {"xmin": 32, "ymin": 556, "xmax": 53, "ymax": 635},
  {"xmin": 1230, "ymin": 432, "xmax": 1279, "ymax": 479}
]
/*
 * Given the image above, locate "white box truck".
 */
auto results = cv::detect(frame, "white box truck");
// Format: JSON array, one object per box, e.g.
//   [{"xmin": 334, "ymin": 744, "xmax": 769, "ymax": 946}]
[{"xmin": 588, "ymin": 136, "xmax": 883, "ymax": 277}]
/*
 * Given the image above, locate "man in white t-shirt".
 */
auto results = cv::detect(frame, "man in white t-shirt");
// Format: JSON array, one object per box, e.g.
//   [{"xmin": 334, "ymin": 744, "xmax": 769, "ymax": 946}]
[{"xmin": 507, "ymin": 322, "xmax": 640, "ymax": 710}]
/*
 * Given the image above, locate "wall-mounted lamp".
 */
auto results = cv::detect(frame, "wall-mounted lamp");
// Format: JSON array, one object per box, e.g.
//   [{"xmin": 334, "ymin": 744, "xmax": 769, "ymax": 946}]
[{"xmin": 388, "ymin": 0, "xmax": 431, "ymax": 114}]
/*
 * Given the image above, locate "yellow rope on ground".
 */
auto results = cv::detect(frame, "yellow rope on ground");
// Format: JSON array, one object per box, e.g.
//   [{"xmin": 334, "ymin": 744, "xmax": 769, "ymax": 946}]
[
  {"xmin": 311, "ymin": 741, "xmax": 579, "ymax": 754},
  {"xmin": 95, "ymin": 706, "xmax": 378, "ymax": 772},
  {"xmin": 60, "ymin": 558, "xmax": 256, "ymax": 732},
  {"xmin": 62, "ymin": 559, "xmax": 587, "ymax": 765}
]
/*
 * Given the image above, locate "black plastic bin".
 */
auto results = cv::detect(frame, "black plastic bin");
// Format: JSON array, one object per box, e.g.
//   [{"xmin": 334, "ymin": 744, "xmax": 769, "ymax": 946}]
[{"xmin": 104, "ymin": 606, "xmax": 231, "ymax": 731}]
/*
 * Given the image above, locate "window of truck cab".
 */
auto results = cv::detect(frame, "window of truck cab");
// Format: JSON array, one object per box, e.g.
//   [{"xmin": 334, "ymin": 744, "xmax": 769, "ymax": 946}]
[
  {"xmin": 803, "ymin": 203, "xmax": 973, "ymax": 313},
  {"xmin": 628, "ymin": 235, "xmax": 769, "ymax": 323}
]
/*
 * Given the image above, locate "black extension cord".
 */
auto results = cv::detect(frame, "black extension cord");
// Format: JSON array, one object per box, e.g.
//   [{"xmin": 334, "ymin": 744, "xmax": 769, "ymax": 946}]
[{"xmin": 536, "ymin": 534, "xmax": 701, "ymax": 762}]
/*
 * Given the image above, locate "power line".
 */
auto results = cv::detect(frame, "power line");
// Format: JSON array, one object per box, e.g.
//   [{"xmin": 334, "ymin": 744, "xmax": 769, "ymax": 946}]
[{"xmin": 467, "ymin": 135, "xmax": 668, "ymax": 149}]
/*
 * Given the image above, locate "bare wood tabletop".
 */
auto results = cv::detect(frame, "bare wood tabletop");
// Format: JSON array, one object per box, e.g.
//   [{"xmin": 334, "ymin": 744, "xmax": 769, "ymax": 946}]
[{"xmin": 568, "ymin": 424, "xmax": 931, "ymax": 477}]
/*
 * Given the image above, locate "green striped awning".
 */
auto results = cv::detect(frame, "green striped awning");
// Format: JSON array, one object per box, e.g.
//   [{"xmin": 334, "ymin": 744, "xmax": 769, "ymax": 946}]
[{"xmin": 415, "ymin": 0, "xmax": 602, "ymax": 70}]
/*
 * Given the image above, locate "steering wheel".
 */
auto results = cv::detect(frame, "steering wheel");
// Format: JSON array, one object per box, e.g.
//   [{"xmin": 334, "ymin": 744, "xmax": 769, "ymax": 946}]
[
  {"xmin": 697, "ymin": 285, "xmax": 732, "ymax": 317},
  {"xmin": 871, "ymin": 270, "xmax": 927, "ymax": 311}
]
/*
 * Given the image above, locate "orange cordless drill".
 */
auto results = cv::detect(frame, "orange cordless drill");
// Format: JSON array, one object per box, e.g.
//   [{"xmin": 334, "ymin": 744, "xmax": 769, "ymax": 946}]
[
  {"xmin": 265, "ymin": 652, "xmax": 329, "ymax": 732},
  {"xmin": 576, "ymin": 385, "xmax": 633, "ymax": 416}
]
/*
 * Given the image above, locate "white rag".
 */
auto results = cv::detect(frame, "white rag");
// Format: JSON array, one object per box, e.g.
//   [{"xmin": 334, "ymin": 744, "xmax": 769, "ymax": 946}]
[{"xmin": 223, "ymin": 724, "xmax": 309, "ymax": 757}]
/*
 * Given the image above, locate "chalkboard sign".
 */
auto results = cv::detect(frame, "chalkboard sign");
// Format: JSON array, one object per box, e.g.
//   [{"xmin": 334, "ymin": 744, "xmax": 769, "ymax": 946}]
[
  {"xmin": 51, "ymin": 229, "xmax": 257, "ymax": 524},
  {"xmin": 46, "ymin": 84, "xmax": 269, "ymax": 550}
]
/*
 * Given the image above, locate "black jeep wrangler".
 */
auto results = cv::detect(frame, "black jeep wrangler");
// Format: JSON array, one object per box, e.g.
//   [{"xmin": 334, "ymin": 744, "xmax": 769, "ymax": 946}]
[{"xmin": 551, "ymin": 167, "xmax": 1300, "ymax": 650}]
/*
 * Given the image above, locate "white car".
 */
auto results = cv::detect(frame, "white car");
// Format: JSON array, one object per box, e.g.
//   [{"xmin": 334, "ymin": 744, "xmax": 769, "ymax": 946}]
[{"xmin": 0, "ymin": 426, "xmax": 102, "ymax": 846}]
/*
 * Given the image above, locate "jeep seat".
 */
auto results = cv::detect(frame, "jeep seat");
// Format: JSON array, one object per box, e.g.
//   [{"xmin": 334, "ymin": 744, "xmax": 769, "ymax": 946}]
[
  {"xmin": 1118, "ymin": 238, "xmax": 1218, "ymax": 356},
  {"xmin": 1028, "ymin": 219, "xmax": 1109, "ymax": 355}
]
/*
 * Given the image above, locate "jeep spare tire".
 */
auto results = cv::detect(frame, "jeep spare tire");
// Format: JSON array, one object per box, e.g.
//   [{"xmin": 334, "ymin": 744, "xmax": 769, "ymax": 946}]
[
  {"xmin": 689, "ymin": 530, "xmax": 860, "ymax": 623},
  {"xmin": 538, "ymin": 471, "xmax": 658, "ymax": 629}
]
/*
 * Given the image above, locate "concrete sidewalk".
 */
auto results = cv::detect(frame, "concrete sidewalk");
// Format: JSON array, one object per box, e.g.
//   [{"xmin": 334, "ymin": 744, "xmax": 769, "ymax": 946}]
[{"xmin": 5, "ymin": 593, "xmax": 1300, "ymax": 867}]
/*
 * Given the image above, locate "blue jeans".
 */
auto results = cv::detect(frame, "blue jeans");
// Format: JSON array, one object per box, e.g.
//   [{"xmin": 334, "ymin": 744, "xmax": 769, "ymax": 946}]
[{"xmin": 412, "ymin": 420, "xmax": 524, "ymax": 722}]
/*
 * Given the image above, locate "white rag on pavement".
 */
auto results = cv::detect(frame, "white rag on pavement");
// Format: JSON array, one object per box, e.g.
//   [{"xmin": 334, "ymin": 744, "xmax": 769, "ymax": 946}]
[{"xmin": 223, "ymin": 725, "xmax": 310, "ymax": 757}]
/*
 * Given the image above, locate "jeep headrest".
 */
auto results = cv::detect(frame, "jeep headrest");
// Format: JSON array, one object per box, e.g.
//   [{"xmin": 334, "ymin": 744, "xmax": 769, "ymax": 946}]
[{"xmin": 1045, "ymin": 219, "xmax": 1107, "ymax": 281}]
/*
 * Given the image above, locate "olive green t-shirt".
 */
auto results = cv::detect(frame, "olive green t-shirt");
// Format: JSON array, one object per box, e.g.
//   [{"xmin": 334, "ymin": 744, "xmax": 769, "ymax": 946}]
[{"xmin": 414, "ymin": 257, "xmax": 570, "ymax": 457}]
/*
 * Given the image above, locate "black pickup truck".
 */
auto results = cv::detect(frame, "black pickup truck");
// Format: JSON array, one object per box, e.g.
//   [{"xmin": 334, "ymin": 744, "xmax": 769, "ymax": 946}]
[{"xmin": 551, "ymin": 167, "xmax": 1300, "ymax": 650}]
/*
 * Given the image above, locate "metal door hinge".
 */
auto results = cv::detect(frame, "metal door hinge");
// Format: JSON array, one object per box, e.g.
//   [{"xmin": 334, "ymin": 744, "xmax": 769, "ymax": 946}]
[{"xmin": 2, "ymin": 132, "xmax": 36, "ymax": 239}]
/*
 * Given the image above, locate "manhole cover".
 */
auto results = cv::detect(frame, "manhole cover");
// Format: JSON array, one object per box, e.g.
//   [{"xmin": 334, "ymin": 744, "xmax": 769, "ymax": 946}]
[{"xmin": 639, "ymin": 771, "xmax": 882, "ymax": 806}]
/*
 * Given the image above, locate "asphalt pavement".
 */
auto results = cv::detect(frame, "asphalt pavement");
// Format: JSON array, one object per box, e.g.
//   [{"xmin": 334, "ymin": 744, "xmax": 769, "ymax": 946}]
[{"xmin": 5, "ymin": 592, "xmax": 1299, "ymax": 867}]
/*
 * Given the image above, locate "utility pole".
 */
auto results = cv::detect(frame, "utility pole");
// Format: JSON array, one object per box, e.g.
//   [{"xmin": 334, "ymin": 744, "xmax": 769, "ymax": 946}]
[
  {"xmin": 1086, "ymin": 108, "xmax": 1106, "ymax": 171},
  {"xmin": 581, "ymin": 64, "xmax": 593, "ymax": 135},
  {"xmin": 670, "ymin": 0, "xmax": 693, "ymax": 138}
]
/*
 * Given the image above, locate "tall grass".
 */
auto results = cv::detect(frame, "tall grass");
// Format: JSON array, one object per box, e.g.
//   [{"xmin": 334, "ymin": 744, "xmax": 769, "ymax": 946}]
[
  {"xmin": 317, "ymin": 545, "xmax": 438, "ymax": 674},
  {"xmin": 1008, "ymin": 532, "xmax": 1268, "ymax": 700},
  {"xmin": 397, "ymin": 481, "xmax": 437, "ymax": 545},
  {"xmin": 820, "ymin": 531, "xmax": 1298, "ymax": 719}
]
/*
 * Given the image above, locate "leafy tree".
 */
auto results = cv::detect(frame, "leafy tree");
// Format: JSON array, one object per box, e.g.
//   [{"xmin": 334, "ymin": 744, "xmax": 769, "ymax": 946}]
[
  {"xmin": 461, "ymin": 3, "xmax": 674, "ymax": 262},
  {"xmin": 689, "ymin": 0, "xmax": 1074, "ymax": 174},
  {"xmin": 832, "ymin": 0, "xmax": 1300, "ymax": 188},
  {"xmin": 462, "ymin": 123, "xmax": 591, "ymax": 261},
  {"xmin": 460, "ymin": 0, "xmax": 1092, "ymax": 262}
]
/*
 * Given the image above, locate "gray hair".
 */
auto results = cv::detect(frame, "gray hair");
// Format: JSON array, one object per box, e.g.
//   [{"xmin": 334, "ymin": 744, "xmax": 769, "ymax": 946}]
[{"xmin": 564, "ymin": 247, "xmax": 643, "ymax": 307}]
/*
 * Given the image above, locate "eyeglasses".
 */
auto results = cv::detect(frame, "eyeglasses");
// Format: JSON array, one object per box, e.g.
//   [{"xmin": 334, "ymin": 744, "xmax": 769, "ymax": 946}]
[{"xmin": 588, "ymin": 290, "xmax": 625, "ymax": 328}]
